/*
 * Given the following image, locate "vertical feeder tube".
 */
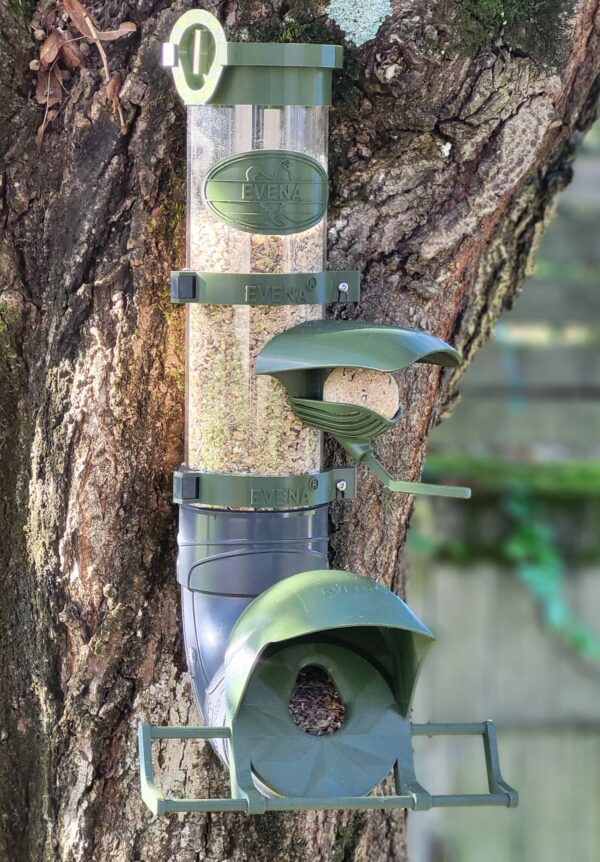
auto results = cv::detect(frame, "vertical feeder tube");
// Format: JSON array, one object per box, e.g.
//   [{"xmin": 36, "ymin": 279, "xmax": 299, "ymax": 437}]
[
  {"xmin": 163, "ymin": 13, "xmax": 344, "ymax": 764},
  {"xmin": 185, "ymin": 104, "xmax": 326, "ymax": 475}
]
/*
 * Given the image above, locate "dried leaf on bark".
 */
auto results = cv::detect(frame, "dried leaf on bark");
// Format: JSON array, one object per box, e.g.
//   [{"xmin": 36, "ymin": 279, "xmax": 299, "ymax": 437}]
[
  {"xmin": 62, "ymin": 0, "xmax": 136, "ymax": 41},
  {"xmin": 106, "ymin": 71, "xmax": 122, "ymax": 114},
  {"xmin": 39, "ymin": 29, "xmax": 65, "ymax": 70},
  {"xmin": 62, "ymin": 0, "xmax": 99, "ymax": 39},
  {"xmin": 35, "ymin": 108, "xmax": 58, "ymax": 148},
  {"xmin": 37, "ymin": 6, "xmax": 59, "ymax": 30},
  {"xmin": 61, "ymin": 37, "xmax": 85, "ymax": 70},
  {"xmin": 35, "ymin": 67, "xmax": 63, "ymax": 107},
  {"xmin": 95, "ymin": 22, "xmax": 136, "ymax": 42}
]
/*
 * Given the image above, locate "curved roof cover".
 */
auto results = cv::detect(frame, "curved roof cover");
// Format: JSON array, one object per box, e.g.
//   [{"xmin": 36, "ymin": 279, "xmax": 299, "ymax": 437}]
[
  {"xmin": 224, "ymin": 569, "xmax": 435, "ymax": 723},
  {"xmin": 256, "ymin": 320, "xmax": 461, "ymax": 376}
]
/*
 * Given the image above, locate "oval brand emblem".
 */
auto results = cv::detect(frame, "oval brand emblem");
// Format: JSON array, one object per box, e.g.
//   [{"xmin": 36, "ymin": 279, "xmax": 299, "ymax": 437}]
[{"xmin": 203, "ymin": 149, "xmax": 328, "ymax": 235}]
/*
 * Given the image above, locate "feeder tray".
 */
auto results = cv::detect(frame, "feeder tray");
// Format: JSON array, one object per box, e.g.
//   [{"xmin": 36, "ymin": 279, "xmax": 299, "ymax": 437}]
[
  {"xmin": 256, "ymin": 321, "xmax": 471, "ymax": 499},
  {"xmin": 139, "ymin": 570, "xmax": 517, "ymax": 815}
]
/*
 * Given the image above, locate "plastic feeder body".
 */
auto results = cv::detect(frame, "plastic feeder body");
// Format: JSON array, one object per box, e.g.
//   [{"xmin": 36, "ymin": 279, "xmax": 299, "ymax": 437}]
[
  {"xmin": 174, "ymin": 11, "xmax": 343, "ymax": 478},
  {"xmin": 162, "ymin": 10, "xmax": 348, "ymax": 762}
]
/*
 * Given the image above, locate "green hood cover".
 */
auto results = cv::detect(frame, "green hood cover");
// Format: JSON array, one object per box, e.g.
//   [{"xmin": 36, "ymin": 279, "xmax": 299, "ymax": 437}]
[
  {"xmin": 256, "ymin": 320, "xmax": 461, "ymax": 380},
  {"xmin": 224, "ymin": 569, "xmax": 435, "ymax": 723}
]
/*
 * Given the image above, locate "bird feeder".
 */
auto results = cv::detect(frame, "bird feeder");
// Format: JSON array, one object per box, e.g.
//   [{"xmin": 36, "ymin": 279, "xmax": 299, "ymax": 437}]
[{"xmin": 138, "ymin": 10, "xmax": 516, "ymax": 816}]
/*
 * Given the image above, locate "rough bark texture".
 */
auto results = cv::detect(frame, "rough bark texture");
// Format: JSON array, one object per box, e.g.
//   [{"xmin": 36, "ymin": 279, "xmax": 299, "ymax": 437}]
[{"xmin": 1, "ymin": 1, "xmax": 599, "ymax": 860}]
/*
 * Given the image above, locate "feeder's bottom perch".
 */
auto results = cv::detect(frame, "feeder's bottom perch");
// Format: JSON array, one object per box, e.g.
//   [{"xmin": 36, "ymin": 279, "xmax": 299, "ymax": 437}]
[{"xmin": 138, "ymin": 721, "xmax": 518, "ymax": 816}]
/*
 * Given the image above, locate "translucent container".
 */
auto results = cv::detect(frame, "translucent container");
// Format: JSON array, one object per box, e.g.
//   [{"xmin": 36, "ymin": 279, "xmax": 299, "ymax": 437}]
[{"xmin": 185, "ymin": 105, "xmax": 327, "ymax": 475}]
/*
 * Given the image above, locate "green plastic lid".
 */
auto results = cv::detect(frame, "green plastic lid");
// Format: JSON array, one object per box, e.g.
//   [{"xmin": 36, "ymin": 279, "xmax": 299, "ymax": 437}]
[{"xmin": 162, "ymin": 10, "xmax": 343, "ymax": 106}]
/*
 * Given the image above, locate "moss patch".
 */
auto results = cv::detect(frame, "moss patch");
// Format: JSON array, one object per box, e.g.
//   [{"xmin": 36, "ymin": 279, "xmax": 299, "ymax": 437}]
[
  {"xmin": 7, "ymin": 0, "xmax": 35, "ymax": 20},
  {"xmin": 455, "ymin": 0, "xmax": 575, "ymax": 68},
  {"xmin": 245, "ymin": 6, "xmax": 334, "ymax": 44},
  {"xmin": 0, "ymin": 304, "xmax": 24, "ymax": 421}
]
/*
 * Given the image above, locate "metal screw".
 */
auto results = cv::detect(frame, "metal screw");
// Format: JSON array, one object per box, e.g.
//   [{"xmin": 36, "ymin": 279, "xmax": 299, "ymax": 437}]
[
  {"xmin": 338, "ymin": 282, "xmax": 349, "ymax": 293},
  {"xmin": 336, "ymin": 480, "xmax": 347, "ymax": 492}
]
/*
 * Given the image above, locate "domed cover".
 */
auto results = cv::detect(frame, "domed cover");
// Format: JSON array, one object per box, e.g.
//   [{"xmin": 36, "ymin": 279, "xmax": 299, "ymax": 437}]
[
  {"xmin": 256, "ymin": 320, "xmax": 461, "ymax": 377},
  {"xmin": 224, "ymin": 569, "xmax": 435, "ymax": 723}
]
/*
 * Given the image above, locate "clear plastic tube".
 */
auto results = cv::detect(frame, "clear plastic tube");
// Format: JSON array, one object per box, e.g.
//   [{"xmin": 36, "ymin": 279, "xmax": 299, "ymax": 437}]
[{"xmin": 185, "ymin": 105, "xmax": 327, "ymax": 475}]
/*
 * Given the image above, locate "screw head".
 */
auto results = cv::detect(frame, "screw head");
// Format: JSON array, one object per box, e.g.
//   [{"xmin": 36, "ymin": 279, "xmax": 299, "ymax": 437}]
[
  {"xmin": 336, "ymin": 480, "xmax": 347, "ymax": 492},
  {"xmin": 338, "ymin": 282, "xmax": 349, "ymax": 293}
]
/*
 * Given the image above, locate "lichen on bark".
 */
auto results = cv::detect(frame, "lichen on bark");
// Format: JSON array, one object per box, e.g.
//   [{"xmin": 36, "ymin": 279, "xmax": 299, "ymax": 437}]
[{"xmin": 326, "ymin": 0, "xmax": 392, "ymax": 46}]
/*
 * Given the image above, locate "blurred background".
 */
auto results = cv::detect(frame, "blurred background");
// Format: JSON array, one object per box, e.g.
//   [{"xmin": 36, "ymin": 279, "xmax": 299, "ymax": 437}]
[{"xmin": 407, "ymin": 118, "xmax": 600, "ymax": 861}]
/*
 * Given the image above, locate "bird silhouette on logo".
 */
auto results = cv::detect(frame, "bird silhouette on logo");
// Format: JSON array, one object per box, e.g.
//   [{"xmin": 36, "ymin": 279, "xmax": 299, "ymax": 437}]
[{"xmin": 244, "ymin": 158, "xmax": 299, "ymax": 227}]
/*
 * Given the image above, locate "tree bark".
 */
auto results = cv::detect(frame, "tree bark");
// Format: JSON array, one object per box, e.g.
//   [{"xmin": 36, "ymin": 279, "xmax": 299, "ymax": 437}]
[{"xmin": 1, "ymin": 1, "xmax": 599, "ymax": 860}]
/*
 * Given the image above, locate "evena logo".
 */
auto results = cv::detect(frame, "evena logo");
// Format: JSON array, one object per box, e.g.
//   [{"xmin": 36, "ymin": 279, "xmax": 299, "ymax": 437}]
[
  {"xmin": 249, "ymin": 479, "xmax": 318, "ymax": 508},
  {"xmin": 203, "ymin": 150, "xmax": 328, "ymax": 235}
]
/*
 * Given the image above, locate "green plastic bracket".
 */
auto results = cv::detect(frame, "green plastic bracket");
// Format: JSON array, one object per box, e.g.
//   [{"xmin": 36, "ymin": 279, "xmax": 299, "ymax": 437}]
[
  {"xmin": 256, "ymin": 321, "xmax": 471, "ymax": 500},
  {"xmin": 138, "ymin": 720, "xmax": 518, "ymax": 815},
  {"xmin": 173, "ymin": 468, "xmax": 356, "ymax": 509},
  {"xmin": 162, "ymin": 10, "xmax": 343, "ymax": 106},
  {"xmin": 170, "ymin": 270, "xmax": 361, "ymax": 305}
]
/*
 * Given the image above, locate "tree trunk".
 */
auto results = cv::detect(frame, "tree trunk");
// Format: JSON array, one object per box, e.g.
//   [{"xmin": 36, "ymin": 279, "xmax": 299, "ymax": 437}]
[{"xmin": 1, "ymin": 1, "xmax": 599, "ymax": 860}]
